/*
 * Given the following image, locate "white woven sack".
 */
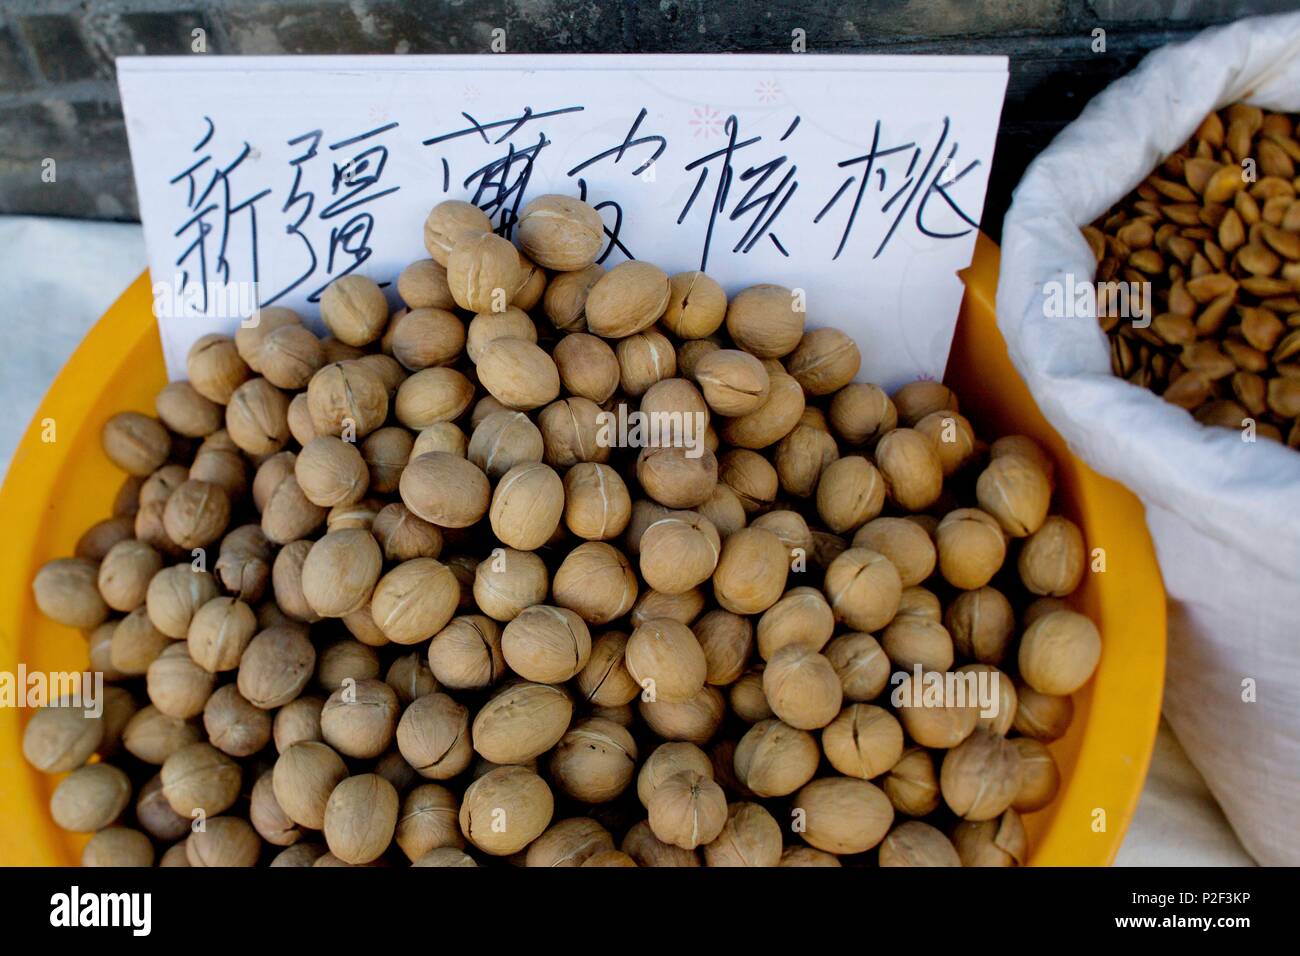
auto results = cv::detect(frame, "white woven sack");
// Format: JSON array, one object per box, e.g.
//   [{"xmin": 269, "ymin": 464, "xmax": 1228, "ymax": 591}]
[{"xmin": 998, "ymin": 12, "xmax": 1300, "ymax": 865}]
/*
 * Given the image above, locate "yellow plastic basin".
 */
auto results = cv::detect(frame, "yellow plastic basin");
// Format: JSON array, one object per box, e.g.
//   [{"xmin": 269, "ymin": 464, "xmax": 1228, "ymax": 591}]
[{"xmin": 0, "ymin": 233, "xmax": 1164, "ymax": 866}]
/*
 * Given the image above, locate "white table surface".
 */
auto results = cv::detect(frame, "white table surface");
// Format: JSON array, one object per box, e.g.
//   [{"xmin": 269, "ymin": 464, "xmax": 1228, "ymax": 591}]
[{"xmin": 0, "ymin": 214, "xmax": 1255, "ymax": 866}]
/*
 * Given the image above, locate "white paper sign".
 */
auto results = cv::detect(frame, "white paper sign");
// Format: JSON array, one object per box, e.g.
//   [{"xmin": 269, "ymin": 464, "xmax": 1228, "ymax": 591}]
[{"xmin": 118, "ymin": 54, "xmax": 1007, "ymax": 388}]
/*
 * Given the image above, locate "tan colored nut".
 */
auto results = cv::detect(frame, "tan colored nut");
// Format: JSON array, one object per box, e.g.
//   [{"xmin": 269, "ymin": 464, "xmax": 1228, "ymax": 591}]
[
  {"xmin": 371, "ymin": 558, "xmax": 460, "ymax": 645},
  {"xmin": 677, "ymin": 338, "xmax": 721, "ymax": 379},
  {"xmin": 792, "ymin": 776, "xmax": 894, "ymax": 855},
  {"xmin": 476, "ymin": 337, "xmax": 561, "ymax": 410},
  {"xmin": 883, "ymin": 747, "xmax": 940, "ymax": 817},
  {"xmin": 639, "ymin": 685, "xmax": 726, "ymax": 743},
  {"xmin": 502, "ymin": 604, "xmax": 593, "ymax": 684},
  {"xmin": 725, "ymin": 284, "xmax": 805, "ymax": 358},
  {"xmin": 915, "ymin": 410, "xmax": 976, "ymax": 476},
  {"xmin": 894, "ymin": 672, "xmax": 978, "ymax": 748},
  {"xmin": 695, "ymin": 484, "xmax": 747, "ymax": 538},
  {"xmin": 391, "ymin": 307, "xmax": 466, "ymax": 370},
  {"xmin": 146, "ymin": 564, "xmax": 220, "ymax": 638},
  {"xmin": 543, "ymin": 264, "xmax": 604, "ymax": 332},
  {"xmin": 34, "ymin": 557, "xmax": 110, "ymax": 629},
  {"xmin": 161, "ymin": 479, "xmax": 230, "ymax": 550},
  {"xmin": 1013, "ymin": 679, "xmax": 1074, "ymax": 741},
  {"xmin": 82, "ymin": 827, "xmax": 155, "ymax": 867},
  {"xmin": 625, "ymin": 618, "xmax": 708, "ymax": 704},
  {"xmin": 323, "ymin": 773, "xmax": 399, "ymax": 864},
  {"xmin": 712, "ymin": 527, "xmax": 789, "ymax": 615},
  {"xmin": 786, "ymin": 328, "xmax": 861, "ymax": 395},
  {"xmin": 468, "ymin": 411, "xmax": 545, "ymax": 479},
  {"xmin": 538, "ymin": 396, "xmax": 610, "ymax": 467},
  {"xmin": 471, "ymin": 682, "xmax": 572, "ymax": 765},
  {"xmin": 427, "ymin": 615, "xmax": 504, "ymax": 690},
  {"xmin": 878, "ymin": 820, "xmax": 961, "ymax": 867},
  {"xmin": 647, "ymin": 769, "xmax": 727, "ymax": 850},
  {"xmin": 489, "ymin": 461, "xmax": 564, "ymax": 550},
  {"xmin": 395, "ymin": 692, "xmax": 473, "ymax": 780},
  {"xmin": 823, "ymin": 547, "xmax": 902, "ymax": 632},
  {"xmin": 875, "ymin": 428, "xmax": 944, "ymax": 511},
  {"xmin": 472, "ymin": 548, "xmax": 548, "ymax": 622},
  {"xmin": 639, "ymin": 512, "xmax": 720, "ymax": 594},
  {"xmin": 1018, "ymin": 515, "xmax": 1085, "ymax": 597},
  {"xmin": 780, "ymin": 846, "xmax": 842, "ymax": 867},
  {"xmin": 822, "ymin": 704, "xmax": 904, "ymax": 780},
  {"xmin": 102, "ymin": 411, "xmax": 171, "ymax": 477},
  {"xmin": 829, "ymin": 382, "xmax": 897, "ymax": 445},
  {"xmin": 762, "ymin": 646, "xmax": 842, "ymax": 730},
  {"xmin": 50, "ymin": 762, "xmax": 132, "ymax": 833},
  {"xmin": 465, "ymin": 306, "xmax": 534, "ymax": 364},
  {"xmin": 155, "ymin": 381, "xmax": 224, "ymax": 437},
  {"xmin": 97, "ymin": 539, "xmax": 163, "ymax": 613},
  {"xmin": 423, "ymin": 200, "xmax": 491, "ymax": 266},
  {"xmin": 892, "ymin": 380, "xmax": 959, "ymax": 427},
  {"xmin": 636, "ymin": 444, "xmax": 718, "ymax": 510},
  {"xmin": 517, "ymin": 194, "xmax": 604, "ymax": 270},
  {"xmin": 300, "ymin": 528, "xmax": 383, "ymax": 618},
  {"xmin": 447, "ymin": 231, "xmax": 521, "ymax": 314},
  {"xmin": 690, "ymin": 610, "xmax": 753, "ymax": 686},
  {"xmin": 238, "ymin": 626, "xmax": 316, "ymax": 709},
  {"xmin": 393, "ymin": 783, "xmax": 464, "ymax": 862},
  {"xmin": 1012, "ymin": 737, "xmax": 1061, "ymax": 812},
  {"xmin": 728, "ymin": 671, "xmax": 772, "ymax": 723},
  {"xmin": 940, "ymin": 730, "xmax": 1022, "ymax": 821},
  {"xmin": 552, "ymin": 332, "xmax": 620, "ymax": 403},
  {"xmin": 662, "ymin": 271, "xmax": 727, "ymax": 339},
  {"xmin": 775, "ymin": 423, "xmax": 840, "ymax": 498},
  {"xmin": 576, "ymin": 631, "xmax": 640, "ymax": 707},
  {"xmin": 881, "ymin": 616, "xmax": 954, "ymax": 672},
  {"xmin": 295, "ymin": 436, "xmax": 369, "ymax": 508},
  {"xmin": 636, "ymin": 742, "xmax": 713, "ymax": 811},
  {"xmin": 694, "ymin": 349, "xmax": 771, "ymax": 416},
  {"xmin": 936, "ymin": 508, "xmax": 1007, "ymax": 590},
  {"xmin": 147, "ymin": 642, "xmax": 216, "ymax": 718},
  {"xmin": 976, "ymin": 453, "xmax": 1052, "ymax": 537},
  {"xmin": 460, "ymin": 765, "xmax": 554, "ymax": 856},
  {"xmin": 397, "ymin": 259, "xmax": 457, "ymax": 310},
  {"xmin": 320, "ymin": 275, "xmax": 388, "ymax": 347},
  {"xmin": 703, "ymin": 802, "xmax": 784, "ymax": 867},
  {"xmin": 586, "ymin": 261, "xmax": 671, "ymax": 338},
  {"xmin": 110, "ymin": 607, "xmax": 171, "ymax": 676},
  {"xmin": 733, "ymin": 719, "xmax": 819, "ymax": 797},
  {"xmin": 719, "ymin": 368, "xmax": 805, "ymax": 449},
  {"xmin": 187, "ymin": 334, "xmax": 250, "ymax": 404},
  {"xmin": 824, "ymin": 632, "xmax": 890, "ymax": 702},
  {"xmin": 1018, "ymin": 609, "xmax": 1102, "ymax": 695},
  {"xmin": 898, "ymin": 584, "xmax": 942, "ymax": 621},
  {"xmin": 945, "ymin": 586, "xmax": 1015, "ymax": 665},
  {"xmin": 549, "ymin": 717, "xmax": 638, "ymax": 803},
  {"xmin": 816, "ymin": 455, "xmax": 885, "ymax": 534},
  {"xmin": 306, "ymin": 361, "xmax": 388, "ymax": 439},
  {"xmin": 852, "ymin": 516, "xmax": 936, "ymax": 588},
  {"xmin": 400, "ymin": 451, "xmax": 490, "ymax": 528},
  {"xmin": 22, "ymin": 702, "xmax": 105, "ymax": 774},
  {"xmin": 563, "ymin": 462, "xmax": 632, "ymax": 541},
  {"xmin": 393, "ymin": 367, "xmax": 474, "ymax": 429},
  {"xmin": 553, "ymin": 542, "xmax": 639, "ymax": 625},
  {"xmin": 756, "ymin": 587, "xmax": 834, "ymax": 660},
  {"xmin": 161, "ymin": 741, "xmax": 241, "ymax": 817}
]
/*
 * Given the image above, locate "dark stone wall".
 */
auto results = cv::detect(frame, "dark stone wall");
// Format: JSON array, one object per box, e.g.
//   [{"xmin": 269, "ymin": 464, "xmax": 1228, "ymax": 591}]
[{"xmin": 1, "ymin": 0, "xmax": 1296, "ymax": 233}]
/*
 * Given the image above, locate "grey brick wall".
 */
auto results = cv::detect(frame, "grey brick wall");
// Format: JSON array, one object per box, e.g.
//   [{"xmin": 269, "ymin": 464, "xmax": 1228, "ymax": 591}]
[{"xmin": 0, "ymin": 0, "xmax": 1295, "ymax": 234}]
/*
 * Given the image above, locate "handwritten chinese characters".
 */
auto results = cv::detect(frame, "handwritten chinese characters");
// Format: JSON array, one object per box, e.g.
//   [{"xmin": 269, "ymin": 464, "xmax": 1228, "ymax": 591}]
[{"xmin": 122, "ymin": 55, "xmax": 1007, "ymax": 386}]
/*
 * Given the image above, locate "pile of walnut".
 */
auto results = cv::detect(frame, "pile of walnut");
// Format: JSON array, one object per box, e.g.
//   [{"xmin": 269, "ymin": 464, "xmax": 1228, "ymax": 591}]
[{"xmin": 27, "ymin": 194, "xmax": 1100, "ymax": 868}]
